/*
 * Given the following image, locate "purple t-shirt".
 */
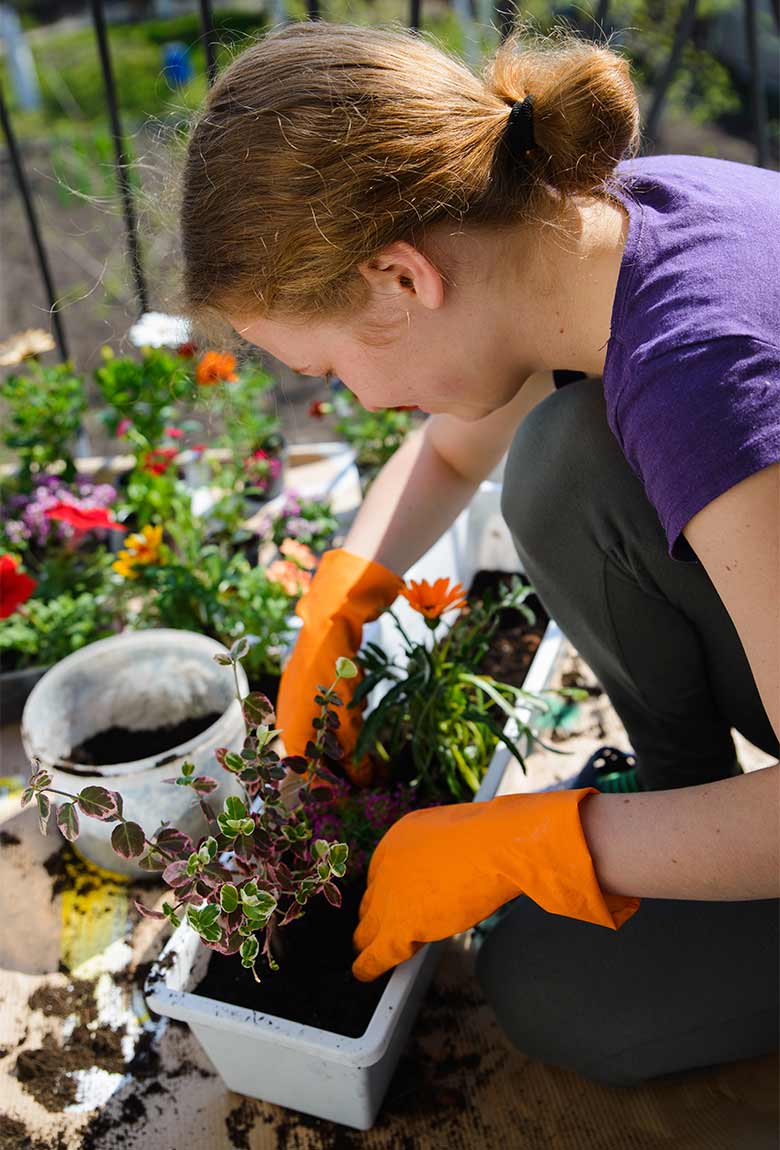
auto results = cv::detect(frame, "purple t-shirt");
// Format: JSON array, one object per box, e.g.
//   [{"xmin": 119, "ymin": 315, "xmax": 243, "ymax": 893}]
[{"xmin": 556, "ymin": 154, "xmax": 780, "ymax": 562}]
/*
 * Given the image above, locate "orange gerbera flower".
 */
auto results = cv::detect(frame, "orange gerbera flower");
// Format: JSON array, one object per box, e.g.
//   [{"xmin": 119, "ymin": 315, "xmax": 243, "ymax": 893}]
[
  {"xmin": 196, "ymin": 351, "xmax": 238, "ymax": 386},
  {"xmin": 401, "ymin": 577, "xmax": 468, "ymax": 620}
]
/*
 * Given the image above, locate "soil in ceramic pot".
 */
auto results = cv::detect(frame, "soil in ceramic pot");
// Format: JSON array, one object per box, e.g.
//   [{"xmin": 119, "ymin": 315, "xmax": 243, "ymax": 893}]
[
  {"xmin": 468, "ymin": 569, "xmax": 548, "ymax": 689},
  {"xmin": 67, "ymin": 711, "xmax": 223, "ymax": 767},
  {"xmin": 193, "ymin": 880, "xmax": 391, "ymax": 1038}
]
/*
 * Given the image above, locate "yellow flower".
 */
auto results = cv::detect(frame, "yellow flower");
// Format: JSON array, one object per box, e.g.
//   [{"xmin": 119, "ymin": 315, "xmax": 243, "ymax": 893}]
[{"xmin": 112, "ymin": 524, "xmax": 164, "ymax": 579}]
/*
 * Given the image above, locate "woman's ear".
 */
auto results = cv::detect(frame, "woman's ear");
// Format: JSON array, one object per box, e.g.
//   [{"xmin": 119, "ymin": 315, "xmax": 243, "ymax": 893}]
[{"xmin": 357, "ymin": 241, "xmax": 445, "ymax": 310}]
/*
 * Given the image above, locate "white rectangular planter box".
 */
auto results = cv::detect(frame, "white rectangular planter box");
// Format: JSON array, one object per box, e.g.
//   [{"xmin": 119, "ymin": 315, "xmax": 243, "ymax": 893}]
[{"xmin": 145, "ymin": 482, "xmax": 565, "ymax": 1130}]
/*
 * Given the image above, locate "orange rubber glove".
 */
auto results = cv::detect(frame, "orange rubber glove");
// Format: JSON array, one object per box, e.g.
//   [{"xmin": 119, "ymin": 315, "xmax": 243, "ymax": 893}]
[
  {"xmin": 276, "ymin": 548, "xmax": 404, "ymax": 775},
  {"xmin": 352, "ymin": 787, "xmax": 640, "ymax": 981}
]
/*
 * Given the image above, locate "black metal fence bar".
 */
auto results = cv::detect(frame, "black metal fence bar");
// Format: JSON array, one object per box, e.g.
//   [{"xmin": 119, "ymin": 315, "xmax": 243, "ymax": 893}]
[
  {"xmin": 308, "ymin": 0, "xmax": 321, "ymax": 21},
  {"xmin": 0, "ymin": 81, "xmax": 69, "ymax": 362},
  {"xmin": 593, "ymin": 0, "xmax": 611, "ymax": 37},
  {"xmin": 744, "ymin": 0, "xmax": 769, "ymax": 168},
  {"xmin": 409, "ymin": 0, "xmax": 422, "ymax": 32},
  {"xmin": 643, "ymin": 0, "xmax": 699, "ymax": 147},
  {"xmin": 199, "ymin": 0, "xmax": 219, "ymax": 86},
  {"xmin": 89, "ymin": 0, "xmax": 149, "ymax": 316}
]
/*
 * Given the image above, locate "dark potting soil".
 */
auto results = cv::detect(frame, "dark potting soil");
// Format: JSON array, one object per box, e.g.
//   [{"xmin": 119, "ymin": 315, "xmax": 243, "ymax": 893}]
[
  {"xmin": 0, "ymin": 1114, "xmax": 65, "ymax": 1150},
  {"xmin": 67, "ymin": 711, "xmax": 223, "ymax": 766},
  {"xmin": 28, "ymin": 979, "xmax": 98, "ymax": 1025},
  {"xmin": 193, "ymin": 880, "xmax": 391, "ymax": 1038},
  {"xmin": 0, "ymin": 830, "xmax": 20, "ymax": 846},
  {"xmin": 15, "ymin": 1025, "xmax": 125, "ymax": 1111},
  {"xmin": 468, "ymin": 569, "xmax": 548, "ymax": 690}
]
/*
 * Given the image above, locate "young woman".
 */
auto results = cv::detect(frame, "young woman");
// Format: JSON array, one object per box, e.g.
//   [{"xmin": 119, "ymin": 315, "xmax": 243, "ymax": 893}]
[{"xmin": 179, "ymin": 21, "xmax": 779, "ymax": 1084}]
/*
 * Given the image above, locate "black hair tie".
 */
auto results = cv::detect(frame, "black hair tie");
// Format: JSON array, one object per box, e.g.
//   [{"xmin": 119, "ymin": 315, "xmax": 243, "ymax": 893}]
[{"xmin": 505, "ymin": 95, "xmax": 536, "ymax": 159}]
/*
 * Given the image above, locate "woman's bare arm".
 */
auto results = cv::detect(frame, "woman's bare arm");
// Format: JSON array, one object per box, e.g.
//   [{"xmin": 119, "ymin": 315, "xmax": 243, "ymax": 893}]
[
  {"xmin": 582, "ymin": 763, "xmax": 779, "ymax": 900},
  {"xmin": 344, "ymin": 371, "xmax": 555, "ymax": 574},
  {"xmin": 584, "ymin": 462, "xmax": 780, "ymax": 902}
]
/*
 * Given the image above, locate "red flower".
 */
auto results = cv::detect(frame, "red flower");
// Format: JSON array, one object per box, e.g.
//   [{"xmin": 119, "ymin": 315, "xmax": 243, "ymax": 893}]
[
  {"xmin": 142, "ymin": 447, "xmax": 179, "ymax": 476},
  {"xmin": 164, "ymin": 427, "xmax": 184, "ymax": 440},
  {"xmin": 116, "ymin": 418, "xmax": 133, "ymax": 438},
  {"xmin": 0, "ymin": 554, "xmax": 37, "ymax": 619},
  {"xmin": 177, "ymin": 341, "xmax": 198, "ymax": 359},
  {"xmin": 192, "ymin": 443, "xmax": 207, "ymax": 454},
  {"xmin": 308, "ymin": 400, "xmax": 332, "ymax": 419},
  {"xmin": 44, "ymin": 503, "xmax": 125, "ymax": 534}
]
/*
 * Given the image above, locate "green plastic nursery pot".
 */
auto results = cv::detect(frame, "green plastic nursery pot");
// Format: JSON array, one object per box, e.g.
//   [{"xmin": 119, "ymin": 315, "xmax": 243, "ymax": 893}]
[{"xmin": 20, "ymin": 629, "xmax": 248, "ymax": 878}]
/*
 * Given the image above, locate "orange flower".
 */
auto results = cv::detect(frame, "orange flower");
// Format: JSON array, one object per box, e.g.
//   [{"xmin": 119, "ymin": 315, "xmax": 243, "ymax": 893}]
[
  {"xmin": 196, "ymin": 351, "xmax": 238, "ymax": 386},
  {"xmin": 401, "ymin": 577, "xmax": 468, "ymax": 620},
  {"xmin": 279, "ymin": 538, "xmax": 317, "ymax": 570},
  {"xmin": 266, "ymin": 559, "xmax": 312, "ymax": 597}
]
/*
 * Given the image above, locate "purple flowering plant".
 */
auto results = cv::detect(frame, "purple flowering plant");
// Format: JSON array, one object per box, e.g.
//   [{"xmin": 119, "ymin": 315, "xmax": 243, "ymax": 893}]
[
  {"xmin": 2, "ymin": 475, "xmax": 118, "ymax": 554},
  {"xmin": 305, "ymin": 777, "xmax": 434, "ymax": 877},
  {"xmin": 258, "ymin": 491, "xmax": 339, "ymax": 553}
]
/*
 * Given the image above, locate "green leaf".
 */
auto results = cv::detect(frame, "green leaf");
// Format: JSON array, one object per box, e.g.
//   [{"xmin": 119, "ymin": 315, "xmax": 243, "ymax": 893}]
[
  {"xmin": 242, "ymin": 693, "xmax": 275, "ymax": 727},
  {"xmin": 56, "ymin": 803, "xmax": 80, "ymax": 842},
  {"xmin": 111, "ymin": 821, "xmax": 145, "ymax": 859},
  {"xmin": 213, "ymin": 653, "xmax": 233, "ymax": 666},
  {"xmin": 335, "ymin": 656, "xmax": 357, "ymax": 679},
  {"xmin": 36, "ymin": 793, "xmax": 51, "ymax": 835},
  {"xmin": 77, "ymin": 786, "xmax": 122, "ymax": 821},
  {"xmin": 312, "ymin": 839, "xmax": 329, "ymax": 860},
  {"xmin": 181, "ymin": 761, "xmax": 195, "ymax": 777},
  {"xmin": 230, "ymin": 637, "xmax": 250, "ymax": 661},
  {"xmin": 222, "ymin": 752, "xmax": 245, "ymax": 773},
  {"xmin": 20, "ymin": 787, "xmax": 35, "ymax": 809},
  {"xmin": 240, "ymin": 936, "xmax": 259, "ymax": 967},
  {"xmin": 200, "ymin": 904, "xmax": 221, "ymax": 927},
  {"xmin": 223, "ymin": 795, "xmax": 247, "ymax": 820},
  {"xmin": 220, "ymin": 884, "xmax": 239, "ymax": 913}
]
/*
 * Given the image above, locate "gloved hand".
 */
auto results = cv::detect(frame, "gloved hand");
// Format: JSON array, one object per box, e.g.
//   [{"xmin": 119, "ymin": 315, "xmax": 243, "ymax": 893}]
[
  {"xmin": 352, "ymin": 787, "xmax": 640, "ymax": 981},
  {"xmin": 276, "ymin": 548, "xmax": 404, "ymax": 779}
]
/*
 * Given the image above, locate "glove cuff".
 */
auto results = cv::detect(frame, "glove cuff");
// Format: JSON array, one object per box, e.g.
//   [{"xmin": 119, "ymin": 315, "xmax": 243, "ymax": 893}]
[
  {"xmin": 500, "ymin": 787, "xmax": 640, "ymax": 931},
  {"xmin": 296, "ymin": 548, "xmax": 405, "ymax": 629}
]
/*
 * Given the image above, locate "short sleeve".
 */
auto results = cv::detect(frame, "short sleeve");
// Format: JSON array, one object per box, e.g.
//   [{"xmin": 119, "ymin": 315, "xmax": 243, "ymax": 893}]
[{"xmin": 611, "ymin": 337, "xmax": 780, "ymax": 562}]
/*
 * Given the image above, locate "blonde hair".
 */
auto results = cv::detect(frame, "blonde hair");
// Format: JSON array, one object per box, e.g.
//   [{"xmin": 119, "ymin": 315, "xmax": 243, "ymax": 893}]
[{"xmin": 179, "ymin": 19, "xmax": 640, "ymax": 343}]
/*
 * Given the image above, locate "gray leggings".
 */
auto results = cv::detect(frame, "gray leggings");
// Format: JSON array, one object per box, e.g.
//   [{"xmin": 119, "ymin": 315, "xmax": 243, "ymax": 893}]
[{"xmin": 475, "ymin": 376, "xmax": 779, "ymax": 1085}]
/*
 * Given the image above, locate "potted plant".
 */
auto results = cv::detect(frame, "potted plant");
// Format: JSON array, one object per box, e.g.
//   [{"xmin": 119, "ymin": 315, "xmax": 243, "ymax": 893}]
[
  {"xmin": 0, "ymin": 493, "xmax": 124, "ymax": 721},
  {"xmin": 111, "ymin": 520, "xmax": 303, "ymax": 701},
  {"xmin": 94, "ymin": 345, "xmax": 196, "ymax": 457},
  {"xmin": 194, "ymin": 356, "xmax": 287, "ymax": 506},
  {"xmin": 1, "ymin": 359, "xmax": 87, "ymax": 488}
]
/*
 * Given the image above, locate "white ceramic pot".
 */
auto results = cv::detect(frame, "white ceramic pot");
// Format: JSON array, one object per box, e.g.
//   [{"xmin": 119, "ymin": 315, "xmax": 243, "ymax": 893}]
[
  {"xmin": 145, "ymin": 487, "xmax": 566, "ymax": 1129},
  {"xmin": 20, "ymin": 629, "xmax": 249, "ymax": 878}
]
